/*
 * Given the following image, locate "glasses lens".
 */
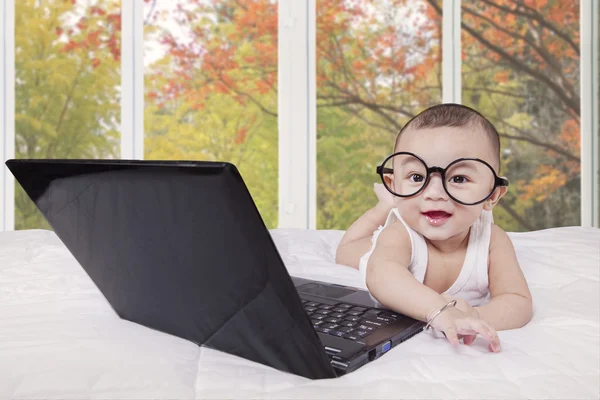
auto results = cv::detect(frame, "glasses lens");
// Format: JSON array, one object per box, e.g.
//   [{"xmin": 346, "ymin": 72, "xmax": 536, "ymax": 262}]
[
  {"xmin": 381, "ymin": 154, "xmax": 427, "ymax": 197},
  {"xmin": 445, "ymin": 160, "xmax": 496, "ymax": 204}
]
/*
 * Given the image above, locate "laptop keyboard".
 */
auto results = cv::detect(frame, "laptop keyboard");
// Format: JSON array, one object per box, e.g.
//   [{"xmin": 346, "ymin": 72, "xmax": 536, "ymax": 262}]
[{"xmin": 301, "ymin": 299, "xmax": 401, "ymax": 342}]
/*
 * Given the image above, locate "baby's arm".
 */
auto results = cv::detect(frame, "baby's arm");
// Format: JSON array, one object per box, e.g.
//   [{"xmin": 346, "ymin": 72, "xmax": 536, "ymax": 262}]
[
  {"xmin": 475, "ymin": 225, "xmax": 533, "ymax": 330},
  {"xmin": 335, "ymin": 184, "xmax": 395, "ymax": 268},
  {"xmin": 335, "ymin": 202, "xmax": 391, "ymax": 268},
  {"xmin": 366, "ymin": 221, "xmax": 447, "ymax": 320},
  {"xmin": 367, "ymin": 222, "xmax": 501, "ymax": 351}
]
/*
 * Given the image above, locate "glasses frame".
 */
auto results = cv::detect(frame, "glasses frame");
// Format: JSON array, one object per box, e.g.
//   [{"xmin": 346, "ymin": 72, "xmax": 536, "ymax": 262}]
[{"xmin": 376, "ymin": 151, "xmax": 509, "ymax": 206}]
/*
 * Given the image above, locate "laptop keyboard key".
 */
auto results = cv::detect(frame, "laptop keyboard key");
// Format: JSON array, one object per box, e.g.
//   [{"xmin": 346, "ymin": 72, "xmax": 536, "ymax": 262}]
[
  {"xmin": 308, "ymin": 300, "xmax": 400, "ymax": 342},
  {"xmin": 363, "ymin": 319, "xmax": 385, "ymax": 328},
  {"xmin": 357, "ymin": 324, "xmax": 375, "ymax": 332}
]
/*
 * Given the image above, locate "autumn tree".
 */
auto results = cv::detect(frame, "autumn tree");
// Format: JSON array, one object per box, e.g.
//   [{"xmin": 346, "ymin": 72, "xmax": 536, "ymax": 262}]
[
  {"xmin": 143, "ymin": 0, "xmax": 278, "ymax": 226},
  {"xmin": 15, "ymin": 0, "xmax": 121, "ymax": 229},
  {"xmin": 146, "ymin": 0, "xmax": 580, "ymax": 231},
  {"xmin": 18, "ymin": 0, "xmax": 579, "ymax": 230},
  {"xmin": 440, "ymin": 0, "xmax": 581, "ymax": 230}
]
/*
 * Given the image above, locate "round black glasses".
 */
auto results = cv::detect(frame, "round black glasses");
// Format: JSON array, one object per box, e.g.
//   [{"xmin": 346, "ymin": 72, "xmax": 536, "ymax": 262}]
[{"xmin": 376, "ymin": 152, "xmax": 509, "ymax": 206}]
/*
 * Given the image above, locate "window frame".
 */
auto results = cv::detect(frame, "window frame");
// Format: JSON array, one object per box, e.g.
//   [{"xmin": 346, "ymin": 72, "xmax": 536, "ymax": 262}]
[
  {"xmin": 581, "ymin": 0, "xmax": 600, "ymax": 227},
  {"xmin": 0, "ymin": 0, "xmax": 598, "ymax": 230},
  {"xmin": 0, "ymin": 0, "xmax": 14, "ymax": 232}
]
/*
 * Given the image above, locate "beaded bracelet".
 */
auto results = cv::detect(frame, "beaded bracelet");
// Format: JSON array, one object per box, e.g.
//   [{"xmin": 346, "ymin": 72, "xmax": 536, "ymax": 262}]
[{"xmin": 424, "ymin": 300, "xmax": 457, "ymax": 331}]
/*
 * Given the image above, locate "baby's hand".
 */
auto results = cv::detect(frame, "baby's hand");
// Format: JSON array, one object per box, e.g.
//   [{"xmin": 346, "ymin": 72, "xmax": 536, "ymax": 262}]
[
  {"xmin": 428, "ymin": 305, "xmax": 501, "ymax": 352},
  {"xmin": 373, "ymin": 183, "xmax": 395, "ymax": 209},
  {"xmin": 442, "ymin": 295, "xmax": 480, "ymax": 319}
]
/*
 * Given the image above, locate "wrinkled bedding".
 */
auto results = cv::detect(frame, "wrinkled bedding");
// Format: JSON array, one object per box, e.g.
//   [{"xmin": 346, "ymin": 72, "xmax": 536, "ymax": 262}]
[{"xmin": 1, "ymin": 227, "xmax": 598, "ymax": 399}]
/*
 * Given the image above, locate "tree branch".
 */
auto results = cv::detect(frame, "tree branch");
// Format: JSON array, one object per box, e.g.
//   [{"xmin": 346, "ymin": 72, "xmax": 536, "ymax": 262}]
[
  {"xmin": 342, "ymin": 105, "xmax": 398, "ymax": 135},
  {"xmin": 497, "ymin": 124, "xmax": 580, "ymax": 162},
  {"xmin": 461, "ymin": 4, "xmax": 577, "ymax": 101},
  {"xmin": 45, "ymin": 64, "xmax": 84, "ymax": 158},
  {"xmin": 498, "ymin": 199, "xmax": 534, "ymax": 231},
  {"xmin": 479, "ymin": 0, "xmax": 579, "ymax": 56},
  {"xmin": 460, "ymin": 21, "xmax": 579, "ymax": 115},
  {"xmin": 463, "ymin": 86, "xmax": 528, "ymax": 99},
  {"xmin": 427, "ymin": 0, "xmax": 579, "ymax": 115}
]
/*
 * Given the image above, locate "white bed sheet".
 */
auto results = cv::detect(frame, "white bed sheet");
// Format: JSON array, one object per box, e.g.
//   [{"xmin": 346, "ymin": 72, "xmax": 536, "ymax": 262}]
[{"xmin": 0, "ymin": 227, "xmax": 598, "ymax": 399}]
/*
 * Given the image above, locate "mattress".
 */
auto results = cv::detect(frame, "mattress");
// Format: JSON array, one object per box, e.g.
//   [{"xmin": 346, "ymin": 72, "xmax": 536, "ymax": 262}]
[{"xmin": 0, "ymin": 227, "xmax": 598, "ymax": 399}]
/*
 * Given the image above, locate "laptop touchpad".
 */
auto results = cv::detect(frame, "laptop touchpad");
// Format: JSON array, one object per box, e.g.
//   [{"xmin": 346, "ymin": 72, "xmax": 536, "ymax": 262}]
[{"xmin": 297, "ymin": 283, "xmax": 355, "ymax": 299}]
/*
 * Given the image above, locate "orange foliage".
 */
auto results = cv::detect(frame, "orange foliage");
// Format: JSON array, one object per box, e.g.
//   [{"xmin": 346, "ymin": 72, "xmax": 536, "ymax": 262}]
[
  {"xmin": 235, "ymin": 127, "xmax": 248, "ymax": 144},
  {"xmin": 521, "ymin": 164, "xmax": 567, "ymax": 202},
  {"xmin": 558, "ymin": 119, "xmax": 580, "ymax": 157},
  {"xmin": 494, "ymin": 71, "xmax": 510, "ymax": 83},
  {"xmin": 144, "ymin": 0, "xmax": 579, "ymax": 206},
  {"xmin": 60, "ymin": 3, "xmax": 121, "ymax": 63}
]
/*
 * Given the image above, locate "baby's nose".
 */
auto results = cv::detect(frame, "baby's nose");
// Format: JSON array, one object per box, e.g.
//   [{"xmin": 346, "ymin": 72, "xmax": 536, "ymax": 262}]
[{"xmin": 422, "ymin": 175, "xmax": 448, "ymax": 201}]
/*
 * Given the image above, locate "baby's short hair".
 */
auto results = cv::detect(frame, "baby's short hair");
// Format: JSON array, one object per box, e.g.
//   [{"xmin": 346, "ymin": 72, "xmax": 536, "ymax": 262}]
[{"xmin": 394, "ymin": 103, "xmax": 501, "ymax": 169}]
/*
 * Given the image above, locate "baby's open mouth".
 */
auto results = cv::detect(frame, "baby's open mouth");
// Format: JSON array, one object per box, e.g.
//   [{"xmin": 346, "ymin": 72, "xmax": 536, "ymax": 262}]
[{"xmin": 422, "ymin": 211, "xmax": 452, "ymax": 226}]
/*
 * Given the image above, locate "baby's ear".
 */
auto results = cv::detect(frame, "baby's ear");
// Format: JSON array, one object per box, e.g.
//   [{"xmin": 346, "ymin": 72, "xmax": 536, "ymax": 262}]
[{"xmin": 483, "ymin": 185, "xmax": 508, "ymax": 211}]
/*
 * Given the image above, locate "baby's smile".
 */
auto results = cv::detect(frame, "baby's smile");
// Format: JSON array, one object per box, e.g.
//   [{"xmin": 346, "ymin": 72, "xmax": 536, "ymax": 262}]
[{"xmin": 422, "ymin": 210, "xmax": 452, "ymax": 226}]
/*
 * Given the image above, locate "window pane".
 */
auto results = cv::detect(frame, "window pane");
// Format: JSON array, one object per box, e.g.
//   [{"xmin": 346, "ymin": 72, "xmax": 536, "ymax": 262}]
[
  {"xmin": 316, "ymin": 0, "xmax": 443, "ymax": 229},
  {"xmin": 144, "ymin": 0, "xmax": 278, "ymax": 228},
  {"xmin": 15, "ymin": 0, "xmax": 121, "ymax": 230},
  {"xmin": 462, "ymin": 0, "xmax": 580, "ymax": 231}
]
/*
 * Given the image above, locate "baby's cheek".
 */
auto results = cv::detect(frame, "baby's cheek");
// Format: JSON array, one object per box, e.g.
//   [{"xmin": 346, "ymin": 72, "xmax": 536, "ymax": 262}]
[{"xmin": 397, "ymin": 203, "xmax": 419, "ymax": 226}]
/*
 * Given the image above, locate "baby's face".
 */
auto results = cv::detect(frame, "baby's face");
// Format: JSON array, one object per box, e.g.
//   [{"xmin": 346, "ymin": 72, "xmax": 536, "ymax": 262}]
[{"xmin": 391, "ymin": 125, "xmax": 499, "ymax": 242}]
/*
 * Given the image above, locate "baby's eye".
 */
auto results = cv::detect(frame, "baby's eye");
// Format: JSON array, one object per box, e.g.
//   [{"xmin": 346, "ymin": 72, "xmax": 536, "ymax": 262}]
[
  {"xmin": 449, "ymin": 175, "xmax": 468, "ymax": 184},
  {"xmin": 410, "ymin": 174, "xmax": 424, "ymax": 183}
]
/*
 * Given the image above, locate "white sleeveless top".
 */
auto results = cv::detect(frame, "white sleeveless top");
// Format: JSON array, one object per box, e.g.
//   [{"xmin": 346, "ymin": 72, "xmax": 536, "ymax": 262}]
[{"xmin": 358, "ymin": 208, "xmax": 493, "ymax": 306}]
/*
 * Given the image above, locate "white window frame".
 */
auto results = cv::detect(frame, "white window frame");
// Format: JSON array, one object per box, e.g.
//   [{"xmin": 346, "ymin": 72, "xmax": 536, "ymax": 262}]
[
  {"xmin": 443, "ymin": 0, "xmax": 461, "ymax": 104},
  {"xmin": 0, "ymin": 0, "xmax": 598, "ymax": 231},
  {"xmin": 581, "ymin": 0, "xmax": 599, "ymax": 227},
  {"xmin": 277, "ymin": 0, "xmax": 315, "ymax": 228},
  {"xmin": 0, "ymin": 0, "xmax": 14, "ymax": 231},
  {"xmin": 121, "ymin": 0, "xmax": 144, "ymax": 160}
]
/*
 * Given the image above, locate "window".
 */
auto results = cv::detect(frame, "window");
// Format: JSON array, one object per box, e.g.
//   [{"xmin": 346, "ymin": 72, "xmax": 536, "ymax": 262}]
[
  {"xmin": 316, "ymin": 0, "xmax": 442, "ymax": 229},
  {"xmin": 14, "ymin": 0, "xmax": 121, "ymax": 229},
  {"xmin": 462, "ymin": 0, "xmax": 580, "ymax": 231},
  {"xmin": 1, "ymin": 0, "xmax": 598, "ymax": 232},
  {"xmin": 143, "ymin": 0, "xmax": 278, "ymax": 228}
]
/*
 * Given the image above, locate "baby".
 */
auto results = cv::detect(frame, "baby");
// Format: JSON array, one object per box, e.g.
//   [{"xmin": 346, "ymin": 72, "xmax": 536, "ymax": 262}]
[{"xmin": 336, "ymin": 103, "xmax": 532, "ymax": 352}]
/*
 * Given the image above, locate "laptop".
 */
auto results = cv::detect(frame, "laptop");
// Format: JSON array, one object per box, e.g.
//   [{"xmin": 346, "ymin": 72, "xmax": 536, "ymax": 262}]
[{"xmin": 6, "ymin": 159, "xmax": 424, "ymax": 379}]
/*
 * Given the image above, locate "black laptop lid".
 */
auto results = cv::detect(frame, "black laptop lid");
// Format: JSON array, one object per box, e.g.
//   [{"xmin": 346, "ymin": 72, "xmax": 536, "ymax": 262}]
[{"xmin": 6, "ymin": 159, "xmax": 335, "ymax": 379}]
